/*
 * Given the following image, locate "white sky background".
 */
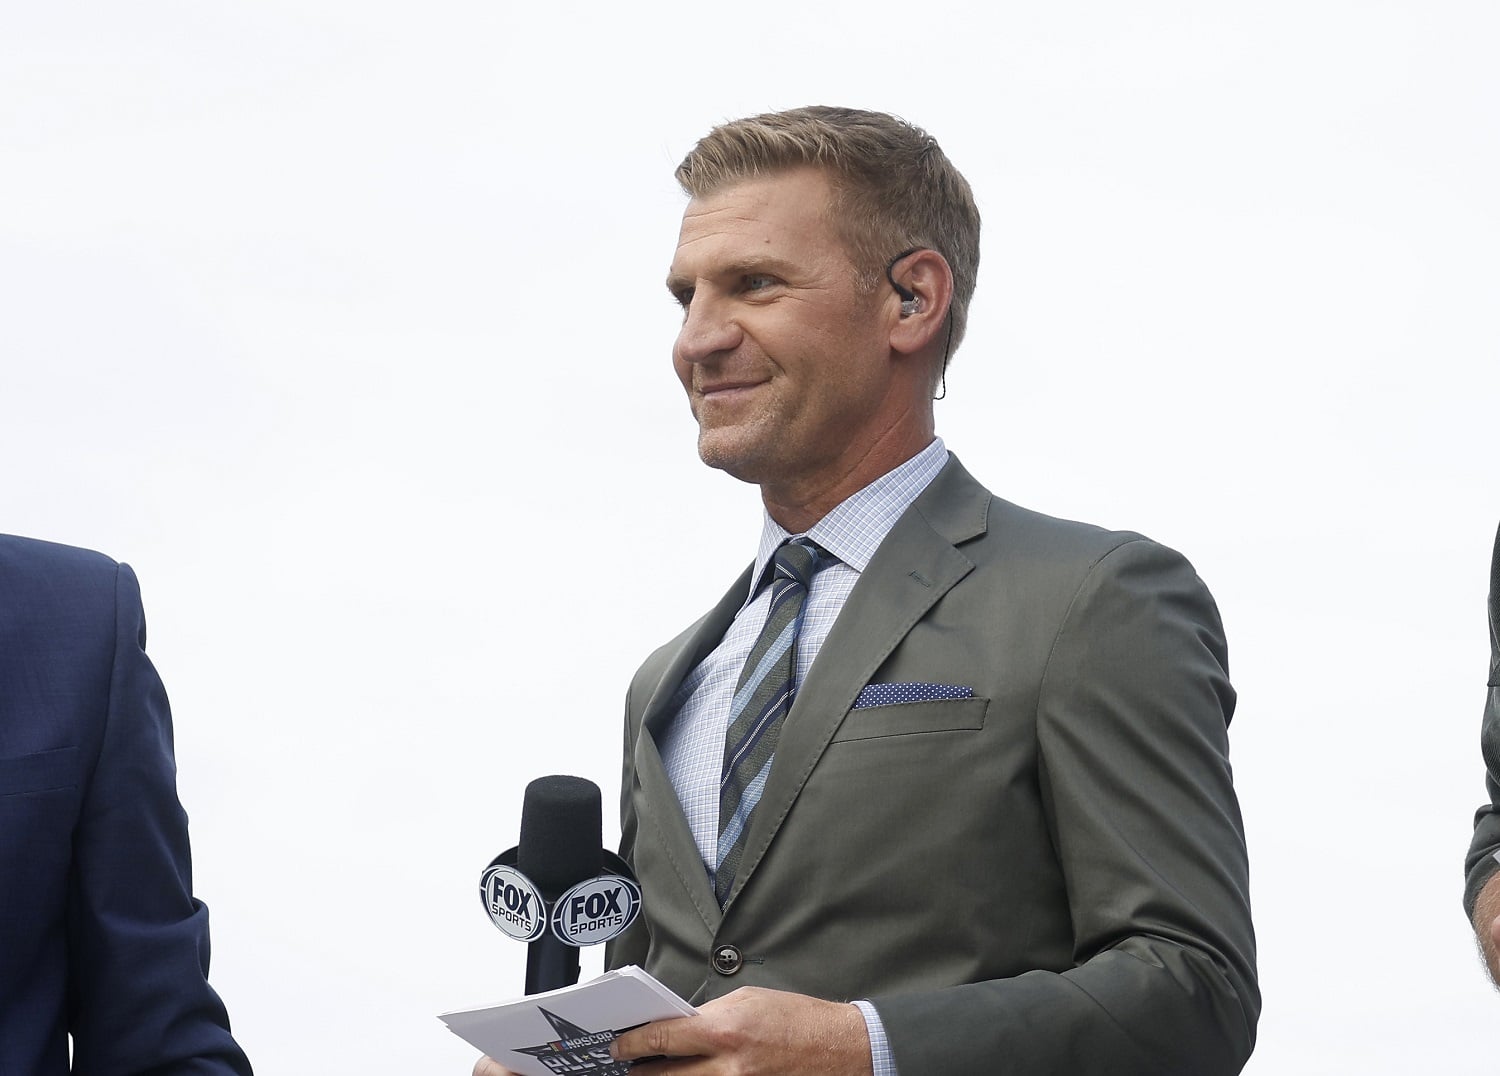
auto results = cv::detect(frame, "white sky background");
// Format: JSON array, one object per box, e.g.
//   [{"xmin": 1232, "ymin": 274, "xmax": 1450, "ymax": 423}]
[{"xmin": 2, "ymin": 1, "xmax": 1496, "ymax": 1071}]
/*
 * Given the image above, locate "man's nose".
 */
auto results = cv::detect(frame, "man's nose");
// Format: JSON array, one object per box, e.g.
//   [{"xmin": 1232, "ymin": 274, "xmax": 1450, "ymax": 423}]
[{"xmin": 675, "ymin": 293, "xmax": 743, "ymax": 364}]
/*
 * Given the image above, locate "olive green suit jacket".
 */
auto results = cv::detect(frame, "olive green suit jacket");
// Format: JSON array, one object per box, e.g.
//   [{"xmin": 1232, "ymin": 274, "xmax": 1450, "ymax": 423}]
[
  {"xmin": 608, "ymin": 457, "xmax": 1259, "ymax": 1074},
  {"xmin": 1464, "ymin": 522, "xmax": 1500, "ymax": 917}
]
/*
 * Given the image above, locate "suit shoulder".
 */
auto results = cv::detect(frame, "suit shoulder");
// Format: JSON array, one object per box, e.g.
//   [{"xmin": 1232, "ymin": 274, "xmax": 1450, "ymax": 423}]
[
  {"xmin": 980, "ymin": 496, "xmax": 1179, "ymax": 571},
  {"xmin": 962, "ymin": 495, "xmax": 1217, "ymax": 620},
  {"xmin": 0, "ymin": 534, "xmax": 131, "ymax": 631},
  {"xmin": 919, "ymin": 457, "xmax": 1174, "ymax": 570},
  {"xmin": 0, "ymin": 533, "xmax": 120, "ymax": 581}
]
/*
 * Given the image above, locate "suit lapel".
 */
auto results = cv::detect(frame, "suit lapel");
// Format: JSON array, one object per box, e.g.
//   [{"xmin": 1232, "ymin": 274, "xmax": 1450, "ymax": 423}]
[
  {"xmin": 632, "ymin": 565, "xmax": 753, "ymax": 930},
  {"xmin": 724, "ymin": 457, "xmax": 992, "ymax": 907}
]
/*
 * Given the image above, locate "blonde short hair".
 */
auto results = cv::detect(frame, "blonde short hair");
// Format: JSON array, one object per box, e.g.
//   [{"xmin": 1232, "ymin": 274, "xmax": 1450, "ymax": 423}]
[{"xmin": 676, "ymin": 106, "xmax": 981, "ymax": 355}]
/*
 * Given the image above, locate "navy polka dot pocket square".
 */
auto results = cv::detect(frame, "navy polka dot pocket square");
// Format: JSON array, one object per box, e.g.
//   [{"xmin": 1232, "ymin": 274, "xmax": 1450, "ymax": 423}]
[{"xmin": 852, "ymin": 682, "xmax": 975, "ymax": 708}]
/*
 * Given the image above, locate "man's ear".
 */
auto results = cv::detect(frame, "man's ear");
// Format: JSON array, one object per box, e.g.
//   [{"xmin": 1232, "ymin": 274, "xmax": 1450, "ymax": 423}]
[{"xmin": 887, "ymin": 249, "xmax": 955, "ymax": 357}]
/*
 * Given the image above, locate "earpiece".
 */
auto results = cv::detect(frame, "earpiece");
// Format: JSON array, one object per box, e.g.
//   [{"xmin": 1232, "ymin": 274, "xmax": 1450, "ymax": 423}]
[
  {"xmin": 883, "ymin": 246, "xmax": 954, "ymax": 400},
  {"xmin": 886, "ymin": 246, "xmax": 923, "ymax": 318}
]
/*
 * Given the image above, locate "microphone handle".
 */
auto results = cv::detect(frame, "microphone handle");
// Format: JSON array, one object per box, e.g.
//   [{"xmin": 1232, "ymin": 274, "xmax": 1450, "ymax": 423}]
[{"xmin": 525, "ymin": 932, "xmax": 580, "ymax": 995}]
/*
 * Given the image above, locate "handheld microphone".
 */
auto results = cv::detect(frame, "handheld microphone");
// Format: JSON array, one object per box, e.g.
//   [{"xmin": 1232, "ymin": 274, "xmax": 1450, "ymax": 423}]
[{"xmin": 479, "ymin": 775, "xmax": 642, "ymax": 995}]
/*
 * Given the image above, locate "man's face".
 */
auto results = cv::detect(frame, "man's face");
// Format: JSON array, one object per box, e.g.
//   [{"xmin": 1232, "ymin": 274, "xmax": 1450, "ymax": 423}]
[{"xmin": 666, "ymin": 168, "xmax": 896, "ymax": 494}]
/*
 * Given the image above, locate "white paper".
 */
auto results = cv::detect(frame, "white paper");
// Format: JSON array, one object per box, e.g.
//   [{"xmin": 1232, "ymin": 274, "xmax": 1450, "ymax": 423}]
[{"xmin": 439, "ymin": 966, "xmax": 696, "ymax": 1075}]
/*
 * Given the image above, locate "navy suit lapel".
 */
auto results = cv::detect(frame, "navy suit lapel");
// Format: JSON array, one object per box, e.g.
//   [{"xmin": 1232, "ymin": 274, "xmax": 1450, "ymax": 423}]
[{"xmin": 725, "ymin": 457, "xmax": 992, "ymax": 907}]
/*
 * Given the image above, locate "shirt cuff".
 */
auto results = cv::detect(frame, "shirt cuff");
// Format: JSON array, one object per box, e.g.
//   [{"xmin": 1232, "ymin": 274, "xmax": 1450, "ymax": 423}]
[{"xmin": 852, "ymin": 999, "xmax": 899, "ymax": 1076}]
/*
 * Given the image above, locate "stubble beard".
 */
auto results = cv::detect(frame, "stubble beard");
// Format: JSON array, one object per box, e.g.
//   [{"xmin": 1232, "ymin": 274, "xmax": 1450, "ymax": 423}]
[
  {"xmin": 696, "ymin": 424, "xmax": 774, "ymax": 487},
  {"xmin": 693, "ymin": 402, "xmax": 792, "ymax": 488}
]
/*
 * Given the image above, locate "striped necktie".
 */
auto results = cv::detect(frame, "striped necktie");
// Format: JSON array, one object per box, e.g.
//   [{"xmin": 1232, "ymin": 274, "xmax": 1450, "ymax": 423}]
[{"xmin": 715, "ymin": 538, "xmax": 828, "ymax": 906}]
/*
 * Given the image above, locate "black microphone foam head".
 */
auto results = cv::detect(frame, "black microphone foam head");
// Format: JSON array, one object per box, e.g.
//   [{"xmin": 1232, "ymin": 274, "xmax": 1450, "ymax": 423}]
[{"xmin": 517, "ymin": 775, "xmax": 603, "ymax": 898}]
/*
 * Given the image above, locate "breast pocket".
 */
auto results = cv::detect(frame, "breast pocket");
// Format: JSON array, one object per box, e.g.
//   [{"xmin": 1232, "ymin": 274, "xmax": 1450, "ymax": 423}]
[
  {"xmin": 829, "ymin": 696, "xmax": 989, "ymax": 742},
  {"xmin": 0, "ymin": 746, "xmax": 83, "ymax": 913},
  {"xmin": 0, "ymin": 747, "xmax": 79, "ymax": 798}
]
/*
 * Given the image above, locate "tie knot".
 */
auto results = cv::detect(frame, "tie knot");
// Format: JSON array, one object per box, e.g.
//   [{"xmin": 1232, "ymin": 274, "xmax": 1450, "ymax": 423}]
[{"xmin": 771, "ymin": 539, "xmax": 826, "ymax": 589}]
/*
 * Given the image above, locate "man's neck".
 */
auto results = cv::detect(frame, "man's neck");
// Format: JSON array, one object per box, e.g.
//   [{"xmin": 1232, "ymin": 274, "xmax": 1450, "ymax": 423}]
[{"xmin": 760, "ymin": 432, "xmax": 937, "ymax": 534}]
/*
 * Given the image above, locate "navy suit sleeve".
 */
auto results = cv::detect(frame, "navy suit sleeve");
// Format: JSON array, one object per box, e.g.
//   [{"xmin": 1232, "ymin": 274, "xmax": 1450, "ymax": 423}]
[
  {"xmin": 1464, "ymin": 523, "xmax": 1500, "ymax": 918},
  {"xmin": 65, "ymin": 562, "xmax": 252, "ymax": 1075}
]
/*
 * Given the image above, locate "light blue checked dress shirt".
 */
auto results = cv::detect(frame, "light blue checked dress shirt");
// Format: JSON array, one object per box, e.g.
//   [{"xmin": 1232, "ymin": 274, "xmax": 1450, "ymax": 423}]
[{"xmin": 659, "ymin": 436, "xmax": 949, "ymax": 1076}]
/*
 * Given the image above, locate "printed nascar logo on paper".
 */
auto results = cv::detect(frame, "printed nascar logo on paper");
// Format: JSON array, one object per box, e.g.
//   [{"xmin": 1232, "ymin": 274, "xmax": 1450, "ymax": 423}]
[
  {"xmin": 550, "ymin": 875, "xmax": 642, "ymax": 945},
  {"xmin": 514, "ymin": 1008, "xmax": 640, "ymax": 1075}
]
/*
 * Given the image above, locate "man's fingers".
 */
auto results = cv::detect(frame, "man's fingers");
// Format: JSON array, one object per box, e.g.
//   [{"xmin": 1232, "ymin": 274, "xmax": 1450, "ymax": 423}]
[
  {"xmin": 611, "ymin": 1014, "xmax": 706, "ymax": 1062},
  {"xmin": 611, "ymin": 990, "xmax": 872, "ymax": 1076},
  {"xmin": 473, "ymin": 1055, "xmax": 516, "ymax": 1076}
]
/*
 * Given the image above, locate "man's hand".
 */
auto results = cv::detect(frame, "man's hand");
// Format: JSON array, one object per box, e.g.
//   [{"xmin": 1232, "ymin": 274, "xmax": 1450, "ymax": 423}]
[
  {"xmin": 1476, "ymin": 872, "xmax": 1500, "ymax": 986},
  {"xmin": 610, "ymin": 986, "xmax": 874, "ymax": 1075},
  {"xmin": 472, "ymin": 1057, "xmax": 515, "ymax": 1076}
]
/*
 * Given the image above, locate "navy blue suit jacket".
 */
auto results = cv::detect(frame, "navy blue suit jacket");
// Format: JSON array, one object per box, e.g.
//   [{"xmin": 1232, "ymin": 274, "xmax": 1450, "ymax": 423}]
[{"xmin": 0, "ymin": 535, "xmax": 251, "ymax": 1074}]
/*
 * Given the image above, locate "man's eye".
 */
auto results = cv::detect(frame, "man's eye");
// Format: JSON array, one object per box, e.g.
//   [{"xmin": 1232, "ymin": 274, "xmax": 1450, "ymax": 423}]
[
  {"xmin": 672, "ymin": 288, "xmax": 694, "ymax": 309},
  {"xmin": 745, "ymin": 275, "xmax": 776, "ymax": 292}
]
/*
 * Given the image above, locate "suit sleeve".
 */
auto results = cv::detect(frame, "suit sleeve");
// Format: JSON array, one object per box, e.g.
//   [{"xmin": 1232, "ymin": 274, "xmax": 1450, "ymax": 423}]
[
  {"xmin": 1464, "ymin": 523, "xmax": 1500, "ymax": 918},
  {"xmin": 875, "ymin": 539, "xmax": 1258, "ymax": 1075},
  {"xmin": 66, "ymin": 563, "xmax": 253, "ymax": 1074}
]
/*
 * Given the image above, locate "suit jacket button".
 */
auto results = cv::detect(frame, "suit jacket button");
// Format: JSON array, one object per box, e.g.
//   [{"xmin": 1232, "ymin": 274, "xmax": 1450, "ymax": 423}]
[{"xmin": 712, "ymin": 944, "xmax": 743, "ymax": 976}]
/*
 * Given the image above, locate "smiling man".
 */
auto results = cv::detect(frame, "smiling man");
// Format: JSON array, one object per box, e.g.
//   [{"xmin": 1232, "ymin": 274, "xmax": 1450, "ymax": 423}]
[
  {"xmin": 476, "ymin": 105, "xmax": 1259, "ymax": 1076},
  {"xmin": 666, "ymin": 165, "xmax": 928, "ymax": 533}
]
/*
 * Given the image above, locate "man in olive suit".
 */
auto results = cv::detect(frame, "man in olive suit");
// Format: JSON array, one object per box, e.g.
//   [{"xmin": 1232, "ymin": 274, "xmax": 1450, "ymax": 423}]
[{"xmin": 478, "ymin": 105, "xmax": 1258, "ymax": 1076}]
